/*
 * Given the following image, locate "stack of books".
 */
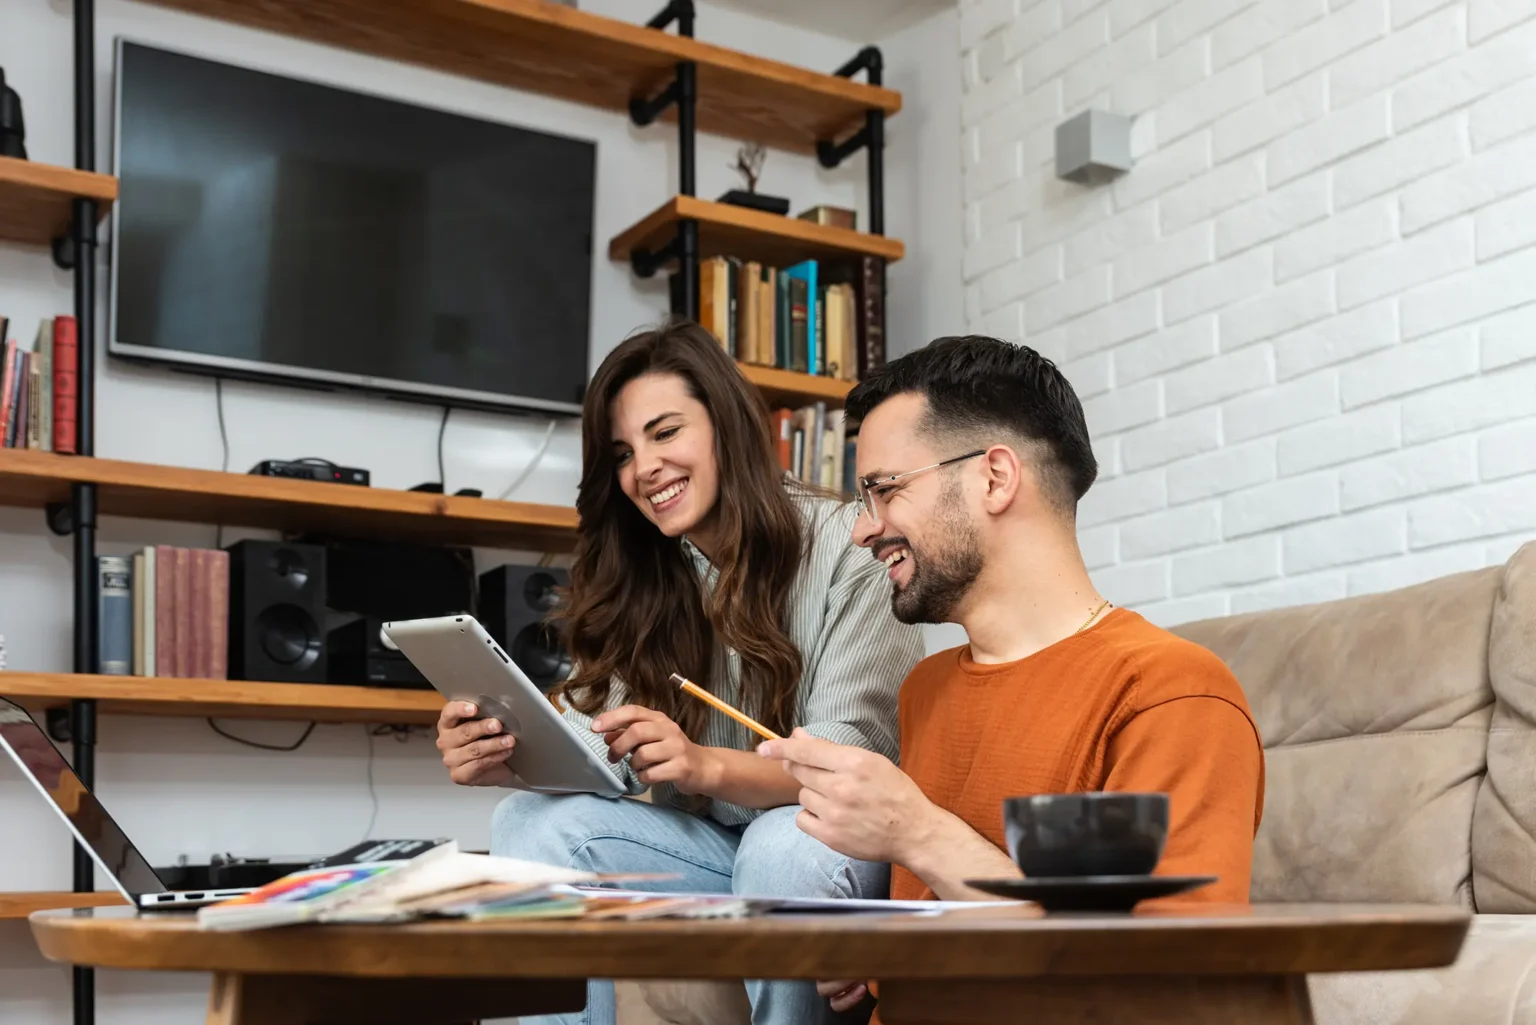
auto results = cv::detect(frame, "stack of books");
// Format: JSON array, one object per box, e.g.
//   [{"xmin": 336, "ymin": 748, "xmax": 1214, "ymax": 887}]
[
  {"xmin": 196, "ymin": 840, "xmax": 746, "ymax": 931},
  {"xmin": 0, "ymin": 316, "xmax": 79, "ymax": 453},
  {"xmin": 770, "ymin": 404, "xmax": 853, "ymax": 495},
  {"xmin": 96, "ymin": 546, "xmax": 230, "ymax": 678},
  {"xmin": 686, "ymin": 255, "xmax": 886, "ymax": 381}
]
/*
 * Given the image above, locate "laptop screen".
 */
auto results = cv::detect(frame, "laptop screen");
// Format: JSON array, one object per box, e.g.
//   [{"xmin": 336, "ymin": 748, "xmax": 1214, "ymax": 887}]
[{"xmin": 0, "ymin": 697, "xmax": 166, "ymax": 899}]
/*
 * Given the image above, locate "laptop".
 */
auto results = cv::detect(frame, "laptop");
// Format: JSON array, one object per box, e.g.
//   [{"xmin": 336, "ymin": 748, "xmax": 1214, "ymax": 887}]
[{"xmin": 0, "ymin": 696, "xmax": 263, "ymax": 910}]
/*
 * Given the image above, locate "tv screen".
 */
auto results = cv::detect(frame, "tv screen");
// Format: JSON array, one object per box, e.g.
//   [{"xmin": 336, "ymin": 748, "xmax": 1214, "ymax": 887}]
[{"xmin": 110, "ymin": 40, "xmax": 596, "ymax": 415}]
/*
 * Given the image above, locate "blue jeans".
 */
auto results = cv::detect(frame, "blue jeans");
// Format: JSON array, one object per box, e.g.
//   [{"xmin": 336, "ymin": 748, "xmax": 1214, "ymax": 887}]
[{"xmin": 490, "ymin": 791, "xmax": 889, "ymax": 1025}]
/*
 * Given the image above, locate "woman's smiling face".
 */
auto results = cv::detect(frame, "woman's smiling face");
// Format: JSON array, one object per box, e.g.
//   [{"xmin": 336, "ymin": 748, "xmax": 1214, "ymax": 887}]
[{"xmin": 610, "ymin": 371, "xmax": 722, "ymax": 542}]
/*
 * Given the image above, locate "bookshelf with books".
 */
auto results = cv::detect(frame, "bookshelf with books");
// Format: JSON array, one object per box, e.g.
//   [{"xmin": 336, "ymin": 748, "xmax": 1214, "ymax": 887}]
[{"xmin": 0, "ymin": 315, "xmax": 80, "ymax": 454}]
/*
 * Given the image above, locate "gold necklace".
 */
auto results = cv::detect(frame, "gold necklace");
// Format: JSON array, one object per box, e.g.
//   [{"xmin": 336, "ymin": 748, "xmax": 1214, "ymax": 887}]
[{"xmin": 1077, "ymin": 598, "xmax": 1112, "ymax": 634}]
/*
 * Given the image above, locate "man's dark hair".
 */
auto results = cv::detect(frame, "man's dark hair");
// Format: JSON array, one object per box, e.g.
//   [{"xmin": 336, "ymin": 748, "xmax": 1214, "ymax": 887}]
[{"xmin": 845, "ymin": 335, "xmax": 1097, "ymax": 512}]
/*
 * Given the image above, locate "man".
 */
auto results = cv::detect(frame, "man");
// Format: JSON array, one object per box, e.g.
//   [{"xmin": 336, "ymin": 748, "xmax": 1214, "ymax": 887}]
[{"xmin": 759, "ymin": 335, "xmax": 1264, "ymax": 1015}]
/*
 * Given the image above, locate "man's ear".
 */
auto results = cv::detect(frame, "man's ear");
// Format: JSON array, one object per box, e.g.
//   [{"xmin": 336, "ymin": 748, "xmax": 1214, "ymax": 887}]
[{"xmin": 979, "ymin": 446, "xmax": 1024, "ymax": 515}]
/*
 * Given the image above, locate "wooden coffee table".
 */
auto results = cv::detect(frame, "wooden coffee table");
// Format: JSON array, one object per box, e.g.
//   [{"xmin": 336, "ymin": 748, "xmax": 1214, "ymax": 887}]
[{"xmin": 31, "ymin": 902, "xmax": 1469, "ymax": 1025}]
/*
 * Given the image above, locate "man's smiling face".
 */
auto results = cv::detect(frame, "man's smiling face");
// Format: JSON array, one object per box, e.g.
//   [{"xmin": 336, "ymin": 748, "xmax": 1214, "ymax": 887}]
[{"xmin": 852, "ymin": 393, "xmax": 983, "ymax": 625}]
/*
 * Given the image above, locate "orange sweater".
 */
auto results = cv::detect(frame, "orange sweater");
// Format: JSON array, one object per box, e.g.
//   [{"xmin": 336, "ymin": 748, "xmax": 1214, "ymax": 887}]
[{"xmin": 890, "ymin": 608, "xmax": 1264, "ymax": 904}]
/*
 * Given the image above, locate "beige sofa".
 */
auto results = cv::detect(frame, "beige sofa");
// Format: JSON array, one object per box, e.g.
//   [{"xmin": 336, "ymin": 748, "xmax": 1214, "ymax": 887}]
[{"xmin": 622, "ymin": 542, "xmax": 1536, "ymax": 1025}]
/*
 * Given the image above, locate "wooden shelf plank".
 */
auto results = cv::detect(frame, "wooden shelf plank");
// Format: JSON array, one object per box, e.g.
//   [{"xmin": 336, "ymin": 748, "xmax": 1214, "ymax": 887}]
[
  {"xmin": 738, "ymin": 363, "xmax": 855, "ymax": 408},
  {"xmin": 609, "ymin": 196, "xmax": 904, "ymax": 271},
  {"xmin": 0, "ymin": 450, "xmax": 579, "ymax": 551},
  {"xmin": 0, "ymin": 673, "xmax": 444, "ymax": 726},
  {"xmin": 0, "ymin": 892, "xmax": 128, "ymax": 920},
  {"xmin": 0, "ymin": 157, "xmax": 118, "ymax": 248},
  {"xmin": 137, "ymin": 0, "xmax": 900, "ymax": 153}
]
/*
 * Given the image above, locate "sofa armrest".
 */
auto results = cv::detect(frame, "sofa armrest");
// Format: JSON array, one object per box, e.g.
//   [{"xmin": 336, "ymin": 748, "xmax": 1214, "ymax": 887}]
[{"xmin": 1311, "ymin": 915, "xmax": 1536, "ymax": 1025}]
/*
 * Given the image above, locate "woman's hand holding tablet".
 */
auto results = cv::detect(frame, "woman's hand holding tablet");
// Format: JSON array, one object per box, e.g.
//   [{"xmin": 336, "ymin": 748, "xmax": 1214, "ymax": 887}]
[{"xmin": 436, "ymin": 701, "xmax": 519, "ymax": 787}]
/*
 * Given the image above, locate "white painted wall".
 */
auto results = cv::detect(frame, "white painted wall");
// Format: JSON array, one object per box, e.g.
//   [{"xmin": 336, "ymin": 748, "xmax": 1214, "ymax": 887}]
[
  {"xmin": 0, "ymin": 2, "xmax": 962, "ymax": 1021},
  {"xmin": 959, "ymin": 0, "xmax": 1536, "ymax": 626}
]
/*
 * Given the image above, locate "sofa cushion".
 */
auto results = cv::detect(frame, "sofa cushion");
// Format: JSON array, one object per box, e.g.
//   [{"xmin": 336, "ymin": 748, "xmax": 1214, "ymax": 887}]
[
  {"xmin": 1474, "ymin": 542, "xmax": 1536, "ymax": 913},
  {"xmin": 1174, "ymin": 565, "xmax": 1502, "ymax": 906},
  {"xmin": 1308, "ymin": 913, "xmax": 1536, "ymax": 1025}
]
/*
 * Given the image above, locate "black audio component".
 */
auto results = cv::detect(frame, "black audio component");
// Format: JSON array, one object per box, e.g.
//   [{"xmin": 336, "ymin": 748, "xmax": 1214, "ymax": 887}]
[
  {"xmin": 226, "ymin": 540, "xmax": 328, "ymax": 683},
  {"xmin": 327, "ymin": 616, "xmax": 431, "ymax": 689},
  {"xmin": 479, "ymin": 564, "xmax": 571, "ymax": 690},
  {"xmin": 250, "ymin": 459, "xmax": 370, "ymax": 486},
  {"xmin": 298, "ymin": 536, "xmax": 476, "ymax": 623}
]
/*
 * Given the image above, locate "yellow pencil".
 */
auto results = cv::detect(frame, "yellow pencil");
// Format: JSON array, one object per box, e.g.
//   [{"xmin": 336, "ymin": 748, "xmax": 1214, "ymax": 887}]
[{"xmin": 670, "ymin": 673, "xmax": 782, "ymax": 741}]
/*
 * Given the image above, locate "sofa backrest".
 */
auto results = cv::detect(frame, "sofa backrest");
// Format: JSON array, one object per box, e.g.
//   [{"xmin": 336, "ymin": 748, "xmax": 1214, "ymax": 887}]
[
  {"xmin": 1471, "ymin": 543, "xmax": 1536, "ymax": 912},
  {"xmin": 1172, "ymin": 554, "xmax": 1519, "ymax": 908}
]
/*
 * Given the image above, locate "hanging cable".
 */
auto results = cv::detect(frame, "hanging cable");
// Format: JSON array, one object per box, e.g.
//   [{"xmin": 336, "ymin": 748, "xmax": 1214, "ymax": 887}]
[{"xmin": 498, "ymin": 420, "xmax": 558, "ymax": 500}]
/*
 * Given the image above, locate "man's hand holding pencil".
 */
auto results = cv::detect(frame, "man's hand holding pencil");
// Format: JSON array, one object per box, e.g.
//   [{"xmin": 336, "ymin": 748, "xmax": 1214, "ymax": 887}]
[{"xmin": 757, "ymin": 727, "xmax": 940, "ymax": 866}]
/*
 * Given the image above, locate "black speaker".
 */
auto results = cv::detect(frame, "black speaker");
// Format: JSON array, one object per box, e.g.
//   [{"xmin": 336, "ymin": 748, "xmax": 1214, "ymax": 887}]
[
  {"xmin": 479, "ymin": 565, "xmax": 571, "ymax": 690},
  {"xmin": 295, "ymin": 535, "xmax": 474, "ymax": 621},
  {"xmin": 326, "ymin": 615, "xmax": 430, "ymax": 689},
  {"xmin": 226, "ymin": 540, "xmax": 328, "ymax": 683}
]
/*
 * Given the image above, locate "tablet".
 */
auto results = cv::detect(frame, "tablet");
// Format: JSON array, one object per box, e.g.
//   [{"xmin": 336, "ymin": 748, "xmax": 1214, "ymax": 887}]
[{"xmin": 382, "ymin": 615, "xmax": 625, "ymax": 799}]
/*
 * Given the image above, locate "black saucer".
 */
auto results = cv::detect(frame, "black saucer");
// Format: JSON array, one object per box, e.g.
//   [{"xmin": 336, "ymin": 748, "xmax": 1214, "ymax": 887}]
[{"xmin": 964, "ymin": 875, "xmax": 1216, "ymax": 911}]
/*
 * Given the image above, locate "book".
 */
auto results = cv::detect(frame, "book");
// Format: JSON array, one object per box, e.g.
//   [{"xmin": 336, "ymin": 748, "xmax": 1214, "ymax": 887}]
[
  {"xmin": 206, "ymin": 548, "xmax": 230, "ymax": 680},
  {"xmin": 154, "ymin": 544, "xmax": 176, "ymax": 677},
  {"xmin": 35, "ymin": 319, "xmax": 53, "ymax": 451},
  {"xmin": 52, "ymin": 316, "xmax": 78, "ymax": 454},
  {"xmin": 97, "ymin": 556, "xmax": 133, "ymax": 675},
  {"xmin": 0, "ymin": 341, "xmax": 17, "ymax": 448},
  {"xmin": 770, "ymin": 408, "xmax": 793, "ymax": 472},
  {"xmin": 25, "ymin": 354, "xmax": 42, "ymax": 449},
  {"xmin": 10, "ymin": 350, "xmax": 30, "ymax": 449},
  {"xmin": 132, "ymin": 551, "xmax": 146, "ymax": 676},
  {"xmin": 796, "ymin": 205, "xmax": 856, "ymax": 231},
  {"xmin": 784, "ymin": 261, "xmax": 819, "ymax": 374}
]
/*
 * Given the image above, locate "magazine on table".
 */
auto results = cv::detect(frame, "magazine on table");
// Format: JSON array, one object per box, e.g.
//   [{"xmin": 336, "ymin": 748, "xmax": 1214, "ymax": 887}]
[
  {"xmin": 197, "ymin": 839, "xmax": 1004, "ymax": 931},
  {"xmin": 197, "ymin": 839, "xmax": 612, "ymax": 931}
]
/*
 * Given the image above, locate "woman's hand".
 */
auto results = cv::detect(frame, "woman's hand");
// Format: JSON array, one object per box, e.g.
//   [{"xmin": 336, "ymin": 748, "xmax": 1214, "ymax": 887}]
[
  {"xmin": 817, "ymin": 980, "xmax": 869, "ymax": 1013},
  {"xmin": 436, "ymin": 701, "xmax": 517, "ymax": 787},
  {"xmin": 595, "ymin": 705, "xmax": 721, "ymax": 794}
]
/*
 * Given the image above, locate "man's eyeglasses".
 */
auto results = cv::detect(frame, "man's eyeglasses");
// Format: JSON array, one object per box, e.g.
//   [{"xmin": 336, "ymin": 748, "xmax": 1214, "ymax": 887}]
[{"xmin": 854, "ymin": 450, "xmax": 987, "ymax": 521}]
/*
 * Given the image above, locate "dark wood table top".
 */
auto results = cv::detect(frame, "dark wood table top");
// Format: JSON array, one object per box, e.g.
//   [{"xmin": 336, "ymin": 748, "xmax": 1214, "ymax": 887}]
[{"xmin": 31, "ymin": 903, "xmax": 1470, "ymax": 981}]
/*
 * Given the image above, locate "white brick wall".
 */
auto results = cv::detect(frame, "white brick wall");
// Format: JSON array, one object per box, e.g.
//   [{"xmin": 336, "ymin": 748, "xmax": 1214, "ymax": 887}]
[{"xmin": 961, "ymin": 0, "xmax": 1536, "ymax": 622}]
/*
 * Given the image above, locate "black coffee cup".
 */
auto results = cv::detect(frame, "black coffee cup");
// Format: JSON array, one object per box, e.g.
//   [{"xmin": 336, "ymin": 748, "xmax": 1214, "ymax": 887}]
[{"xmin": 1002, "ymin": 793, "xmax": 1169, "ymax": 878}]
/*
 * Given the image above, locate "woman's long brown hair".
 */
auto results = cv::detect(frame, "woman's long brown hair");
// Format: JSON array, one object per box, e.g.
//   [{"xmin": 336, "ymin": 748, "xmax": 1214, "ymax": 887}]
[{"xmin": 549, "ymin": 319, "xmax": 806, "ymax": 741}]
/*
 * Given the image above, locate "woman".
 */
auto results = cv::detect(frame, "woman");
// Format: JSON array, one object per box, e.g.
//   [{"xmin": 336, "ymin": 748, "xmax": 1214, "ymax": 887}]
[{"xmin": 435, "ymin": 319, "xmax": 924, "ymax": 1025}]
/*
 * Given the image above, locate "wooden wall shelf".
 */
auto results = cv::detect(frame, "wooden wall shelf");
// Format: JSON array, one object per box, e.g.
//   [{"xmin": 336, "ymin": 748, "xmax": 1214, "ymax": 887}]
[
  {"xmin": 0, "ymin": 156, "xmax": 118, "ymax": 248},
  {"xmin": 137, "ymin": 0, "xmax": 900, "ymax": 153},
  {"xmin": 0, "ymin": 892, "xmax": 127, "ymax": 920},
  {"xmin": 610, "ymin": 196, "xmax": 905, "ymax": 272},
  {"xmin": 0, "ymin": 450, "xmax": 579, "ymax": 552},
  {"xmin": 739, "ymin": 363, "xmax": 855, "ymax": 408},
  {"xmin": 1, "ymin": 673, "xmax": 443, "ymax": 726}
]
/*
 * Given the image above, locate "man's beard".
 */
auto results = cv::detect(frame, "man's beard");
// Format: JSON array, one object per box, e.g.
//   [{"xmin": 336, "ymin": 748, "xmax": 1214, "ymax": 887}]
[{"xmin": 891, "ymin": 488, "xmax": 982, "ymax": 625}]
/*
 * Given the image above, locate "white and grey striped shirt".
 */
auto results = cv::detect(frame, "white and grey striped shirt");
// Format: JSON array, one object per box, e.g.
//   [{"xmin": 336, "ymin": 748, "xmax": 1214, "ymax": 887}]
[{"xmin": 560, "ymin": 488, "xmax": 925, "ymax": 827}]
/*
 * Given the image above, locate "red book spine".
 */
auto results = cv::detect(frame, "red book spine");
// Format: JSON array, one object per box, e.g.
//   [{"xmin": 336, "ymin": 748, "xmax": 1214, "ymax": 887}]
[
  {"xmin": 0, "ymin": 343, "xmax": 17, "ymax": 447},
  {"xmin": 155, "ymin": 545, "xmax": 176, "ymax": 677},
  {"xmin": 207, "ymin": 549, "xmax": 229, "ymax": 681},
  {"xmin": 191, "ymin": 549, "xmax": 210, "ymax": 678},
  {"xmin": 772, "ymin": 409, "xmax": 792, "ymax": 472},
  {"xmin": 174, "ymin": 547, "xmax": 192, "ymax": 678},
  {"xmin": 52, "ymin": 317, "xmax": 78, "ymax": 455}
]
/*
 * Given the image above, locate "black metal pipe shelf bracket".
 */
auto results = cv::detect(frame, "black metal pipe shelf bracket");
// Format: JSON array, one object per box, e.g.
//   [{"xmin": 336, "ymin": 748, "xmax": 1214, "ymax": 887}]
[
  {"xmin": 629, "ymin": 0, "xmax": 699, "ymax": 320},
  {"xmin": 817, "ymin": 46, "xmax": 886, "ymax": 239},
  {"xmin": 66, "ymin": 0, "xmax": 100, "ymax": 1022}
]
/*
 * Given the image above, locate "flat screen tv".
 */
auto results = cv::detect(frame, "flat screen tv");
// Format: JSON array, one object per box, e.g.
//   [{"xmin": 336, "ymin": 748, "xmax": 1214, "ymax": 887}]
[{"xmin": 109, "ymin": 40, "xmax": 596, "ymax": 415}]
